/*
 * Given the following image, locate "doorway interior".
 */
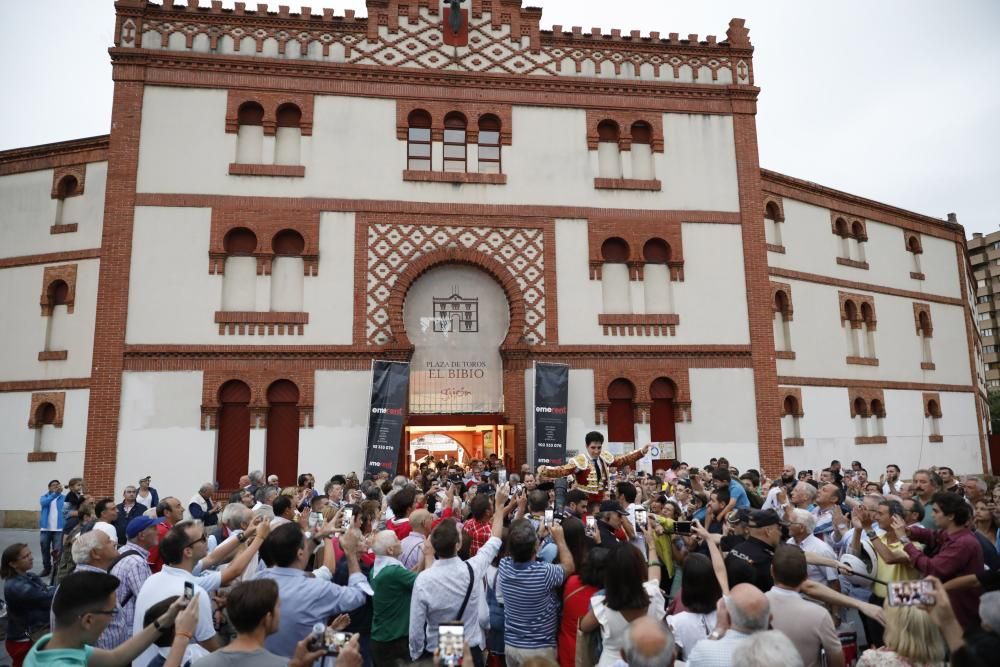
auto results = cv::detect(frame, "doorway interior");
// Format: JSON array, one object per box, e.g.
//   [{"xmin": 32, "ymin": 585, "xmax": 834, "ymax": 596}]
[{"xmin": 405, "ymin": 414, "xmax": 514, "ymax": 469}]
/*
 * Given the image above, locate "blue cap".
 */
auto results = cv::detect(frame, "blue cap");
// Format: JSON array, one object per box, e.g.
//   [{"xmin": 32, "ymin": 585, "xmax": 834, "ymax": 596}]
[{"xmin": 127, "ymin": 516, "xmax": 164, "ymax": 539}]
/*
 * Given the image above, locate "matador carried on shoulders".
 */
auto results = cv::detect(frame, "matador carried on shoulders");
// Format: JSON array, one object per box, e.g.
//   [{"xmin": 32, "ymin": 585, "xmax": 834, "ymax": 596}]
[{"xmin": 537, "ymin": 431, "xmax": 651, "ymax": 500}]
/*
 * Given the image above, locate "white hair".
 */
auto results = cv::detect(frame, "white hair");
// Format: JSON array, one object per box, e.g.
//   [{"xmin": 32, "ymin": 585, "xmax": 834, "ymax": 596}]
[
  {"xmin": 731, "ymin": 630, "xmax": 803, "ymax": 667},
  {"xmin": 71, "ymin": 530, "xmax": 107, "ymax": 565},
  {"xmin": 371, "ymin": 530, "xmax": 398, "ymax": 556},
  {"xmin": 726, "ymin": 595, "xmax": 770, "ymax": 632},
  {"xmin": 981, "ymin": 591, "xmax": 1000, "ymax": 633},
  {"xmin": 267, "ymin": 474, "xmax": 279, "ymax": 484},
  {"xmin": 965, "ymin": 476, "xmax": 988, "ymax": 493},
  {"xmin": 392, "ymin": 475, "xmax": 408, "ymax": 489},
  {"xmin": 221, "ymin": 503, "xmax": 251, "ymax": 530},
  {"xmin": 796, "ymin": 482, "xmax": 817, "ymax": 502},
  {"xmin": 253, "ymin": 505, "xmax": 275, "ymax": 521},
  {"xmin": 249, "ymin": 470, "xmax": 264, "ymax": 484},
  {"xmin": 789, "ymin": 508, "xmax": 816, "ymax": 533},
  {"xmin": 623, "ymin": 618, "xmax": 675, "ymax": 667}
]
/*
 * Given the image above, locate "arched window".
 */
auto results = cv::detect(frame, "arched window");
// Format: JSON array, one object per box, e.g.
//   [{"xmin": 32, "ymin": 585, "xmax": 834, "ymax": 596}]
[
  {"xmin": 860, "ymin": 302, "xmax": 877, "ymax": 358},
  {"xmin": 907, "ymin": 235, "xmax": 923, "ymax": 276},
  {"xmin": 853, "ymin": 397, "xmax": 869, "ymax": 437},
  {"xmin": 443, "ymin": 112, "xmax": 468, "ymax": 173},
  {"xmin": 43, "ymin": 279, "xmax": 71, "ymax": 354},
  {"xmin": 601, "ymin": 238, "xmax": 631, "ymax": 314},
  {"xmin": 607, "ymin": 379, "xmax": 636, "ymax": 443},
  {"xmin": 216, "ymin": 380, "xmax": 251, "ymax": 489},
  {"xmin": 917, "ymin": 310, "xmax": 933, "ymax": 366},
  {"xmin": 270, "ymin": 230, "xmax": 305, "ymax": 312},
  {"xmin": 926, "ymin": 398, "xmax": 942, "ymax": 439},
  {"xmin": 642, "ymin": 238, "xmax": 672, "ymax": 313},
  {"xmin": 764, "ymin": 201, "xmax": 783, "ymax": 247},
  {"xmin": 274, "ymin": 103, "xmax": 302, "ymax": 166},
  {"xmin": 54, "ymin": 175, "xmax": 82, "ymax": 229},
  {"xmin": 851, "ymin": 221, "xmax": 868, "ymax": 263},
  {"xmin": 834, "ymin": 217, "xmax": 851, "ymax": 259},
  {"xmin": 222, "ymin": 228, "xmax": 258, "ymax": 312},
  {"xmin": 32, "ymin": 401, "xmax": 58, "ymax": 455},
  {"xmin": 773, "ymin": 290, "xmax": 792, "ymax": 353},
  {"xmin": 870, "ymin": 399, "xmax": 885, "ymax": 436},
  {"xmin": 630, "ymin": 121, "xmax": 654, "ymax": 180},
  {"xmin": 597, "ymin": 120, "xmax": 622, "ymax": 179},
  {"xmin": 649, "ymin": 378, "xmax": 676, "ymax": 443},
  {"xmin": 782, "ymin": 395, "xmax": 801, "ymax": 442},
  {"xmin": 843, "ymin": 300, "xmax": 861, "ymax": 357},
  {"xmin": 266, "ymin": 380, "xmax": 301, "ymax": 484},
  {"xmin": 407, "ymin": 110, "xmax": 432, "ymax": 171},
  {"xmin": 478, "ymin": 115, "xmax": 502, "ymax": 174},
  {"xmin": 236, "ymin": 102, "xmax": 265, "ymax": 164}
]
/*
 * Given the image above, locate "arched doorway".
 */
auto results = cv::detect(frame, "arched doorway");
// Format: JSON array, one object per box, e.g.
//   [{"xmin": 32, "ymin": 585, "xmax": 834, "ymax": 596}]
[
  {"xmin": 216, "ymin": 380, "xmax": 251, "ymax": 489},
  {"xmin": 265, "ymin": 379, "xmax": 300, "ymax": 485}
]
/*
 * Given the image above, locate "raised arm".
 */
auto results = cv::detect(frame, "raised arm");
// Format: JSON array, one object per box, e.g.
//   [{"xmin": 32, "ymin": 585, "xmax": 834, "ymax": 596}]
[
  {"xmin": 492, "ymin": 484, "xmax": 510, "ymax": 538},
  {"xmin": 537, "ymin": 461, "xmax": 578, "ymax": 480},
  {"xmin": 219, "ymin": 519, "xmax": 270, "ymax": 587},
  {"xmin": 693, "ymin": 520, "xmax": 729, "ymax": 595},
  {"xmin": 549, "ymin": 522, "xmax": 575, "ymax": 578}
]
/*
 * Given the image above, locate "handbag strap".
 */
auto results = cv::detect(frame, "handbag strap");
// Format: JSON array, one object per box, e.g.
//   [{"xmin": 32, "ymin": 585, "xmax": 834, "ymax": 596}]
[
  {"xmin": 564, "ymin": 583, "xmax": 588, "ymax": 604},
  {"xmin": 456, "ymin": 562, "xmax": 475, "ymax": 620}
]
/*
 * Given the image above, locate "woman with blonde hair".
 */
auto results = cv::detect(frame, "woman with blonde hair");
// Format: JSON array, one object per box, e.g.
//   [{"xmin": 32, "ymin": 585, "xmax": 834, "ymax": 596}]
[{"xmin": 856, "ymin": 605, "xmax": 947, "ymax": 666}]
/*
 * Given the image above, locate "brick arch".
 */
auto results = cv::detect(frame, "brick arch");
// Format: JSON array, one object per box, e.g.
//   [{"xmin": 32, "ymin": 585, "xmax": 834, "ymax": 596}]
[
  {"xmin": 763, "ymin": 196, "xmax": 784, "ymax": 222},
  {"xmin": 386, "ymin": 247, "xmax": 528, "ymax": 349}
]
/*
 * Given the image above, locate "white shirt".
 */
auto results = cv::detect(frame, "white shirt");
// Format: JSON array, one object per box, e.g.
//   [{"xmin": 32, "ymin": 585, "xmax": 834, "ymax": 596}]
[
  {"xmin": 882, "ymin": 480, "xmax": 903, "ymax": 495},
  {"xmin": 136, "ymin": 490, "xmax": 154, "ymax": 508},
  {"xmin": 46, "ymin": 497, "xmax": 60, "ymax": 531},
  {"xmin": 762, "ymin": 486, "xmax": 787, "ymax": 516},
  {"xmin": 789, "ymin": 535, "xmax": 837, "ymax": 584},
  {"xmin": 132, "ymin": 566, "xmax": 217, "ymax": 667},
  {"xmin": 93, "ymin": 521, "xmax": 118, "ymax": 544},
  {"xmin": 668, "ymin": 610, "xmax": 717, "ymax": 661}
]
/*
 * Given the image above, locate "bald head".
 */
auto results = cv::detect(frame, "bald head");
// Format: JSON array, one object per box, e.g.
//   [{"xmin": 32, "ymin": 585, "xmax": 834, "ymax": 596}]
[
  {"xmin": 409, "ymin": 509, "xmax": 433, "ymax": 535},
  {"xmin": 372, "ymin": 530, "xmax": 399, "ymax": 556},
  {"xmin": 727, "ymin": 583, "xmax": 770, "ymax": 633},
  {"xmin": 623, "ymin": 616, "xmax": 675, "ymax": 667}
]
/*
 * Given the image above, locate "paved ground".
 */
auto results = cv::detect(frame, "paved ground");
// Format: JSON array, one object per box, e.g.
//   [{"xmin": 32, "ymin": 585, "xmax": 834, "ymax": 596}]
[{"xmin": 0, "ymin": 529, "xmax": 47, "ymax": 666}]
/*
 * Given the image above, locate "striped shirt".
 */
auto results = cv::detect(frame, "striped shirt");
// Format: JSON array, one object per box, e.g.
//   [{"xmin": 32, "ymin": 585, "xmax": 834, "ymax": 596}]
[
  {"xmin": 104, "ymin": 543, "xmax": 151, "ymax": 647},
  {"xmin": 497, "ymin": 557, "xmax": 565, "ymax": 649}
]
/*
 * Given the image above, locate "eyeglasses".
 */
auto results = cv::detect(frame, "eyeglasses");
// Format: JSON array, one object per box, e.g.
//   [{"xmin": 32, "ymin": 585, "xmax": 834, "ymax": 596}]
[{"xmin": 185, "ymin": 535, "xmax": 207, "ymax": 549}]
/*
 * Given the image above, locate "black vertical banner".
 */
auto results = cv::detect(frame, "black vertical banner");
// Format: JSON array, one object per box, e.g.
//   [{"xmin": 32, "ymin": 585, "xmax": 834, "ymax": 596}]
[
  {"xmin": 364, "ymin": 361, "xmax": 410, "ymax": 477},
  {"xmin": 534, "ymin": 362, "xmax": 570, "ymax": 467}
]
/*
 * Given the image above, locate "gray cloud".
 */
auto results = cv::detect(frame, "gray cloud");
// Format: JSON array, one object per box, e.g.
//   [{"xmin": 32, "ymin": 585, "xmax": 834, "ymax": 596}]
[{"xmin": 2, "ymin": 0, "xmax": 996, "ymax": 235}]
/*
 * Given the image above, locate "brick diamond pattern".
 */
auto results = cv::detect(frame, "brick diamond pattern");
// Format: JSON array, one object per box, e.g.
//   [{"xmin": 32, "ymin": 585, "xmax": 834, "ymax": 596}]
[{"xmin": 367, "ymin": 223, "xmax": 545, "ymax": 345}]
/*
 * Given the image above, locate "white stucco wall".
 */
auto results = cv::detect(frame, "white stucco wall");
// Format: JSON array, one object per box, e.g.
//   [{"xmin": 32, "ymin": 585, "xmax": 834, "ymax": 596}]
[
  {"xmin": 0, "ymin": 390, "xmax": 89, "ymax": 511},
  {"xmin": 126, "ymin": 207, "xmax": 355, "ymax": 345},
  {"xmin": 784, "ymin": 387, "xmax": 982, "ymax": 475},
  {"xmin": 556, "ymin": 219, "xmax": 749, "ymax": 345},
  {"xmin": 775, "ymin": 279, "xmax": 971, "ymax": 385},
  {"xmin": 0, "ymin": 162, "xmax": 106, "ymax": 259},
  {"xmin": 305, "ymin": 371, "xmax": 373, "ymax": 477},
  {"xmin": 116, "ymin": 372, "xmax": 216, "ymax": 499},
  {"xmin": 769, "ymin": 199, "xmax": 961, "ymax": 299},
  {"xmin": 134, "ymin": 87, "xmax": 739, "ymax": 212},
  {"xmin": 0, "ymin": 260, "xmax": 99, "ymax": 381},
  {"xmin": 675, "ymin": 369, "xmax": 760, "ymax": 472}
]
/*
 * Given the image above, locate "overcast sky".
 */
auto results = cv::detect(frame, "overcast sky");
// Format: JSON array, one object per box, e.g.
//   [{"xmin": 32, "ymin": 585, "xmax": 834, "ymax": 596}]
[{"xmin": 2, "ymin": 0, "xmax": 997, "ymax": 236}]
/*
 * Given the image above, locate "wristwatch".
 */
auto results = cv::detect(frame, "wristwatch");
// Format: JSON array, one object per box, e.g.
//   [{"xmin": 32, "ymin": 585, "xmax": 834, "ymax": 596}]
[
  {"xmin": 708, "ymin": 630, "xmax": 723, "ymax": 641},
  {"xmin": 237, "ymin": 532, "xmax": 248, "ymax": 544},
  {"xmin": 866, "ymin": 530, "xmax": 878, "ymax": 540}
]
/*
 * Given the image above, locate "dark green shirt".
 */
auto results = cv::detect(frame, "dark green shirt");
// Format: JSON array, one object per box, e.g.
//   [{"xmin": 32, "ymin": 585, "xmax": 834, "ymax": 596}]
[{"xmin": 370, "ymin": 563, "xmax": 418, "ymax": 642}]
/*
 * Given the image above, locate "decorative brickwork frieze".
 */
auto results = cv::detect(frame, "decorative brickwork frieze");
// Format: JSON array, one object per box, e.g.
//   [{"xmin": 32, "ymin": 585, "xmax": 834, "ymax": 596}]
[
  {"xmin": 51, "ymin": 165, "xmax": 86, "ymax": 198},
  {"xmin": 770, "ymin": 268, "xmax": 960, "ymax": 307},
  {"xmin": 587, "ymin": 218, "xmax": 684, "ymax": 282},
  {"xmin": 363, "ymin": 217, "xmax": 546, "ymax": 346},
  {"xmin": 597, "ymin": 314, "xmax": 679, "ymax": 337},
  {"xmin": 228, "ymin": 164, "xmax": 305, "ymax": 177},
  {"xmin": 214, "ymin": 312, "xmax": 309, "ymax": 336},
  {"xmin": 913, "ymin": 303, "xmax": 933, "ymax": 337},
  {"xmin": 593, "ymin": 178, "xmax": 662, "ymax": 191},
  {"xmin": 0, "ymin": 135, "xmax": 108, "ymax": 178},
  {"xmin": 396, "ymin": 100, "xmax": 512, "ymax": 145},
  {"xmin": 225, "ymin": 90, "xmax": 314, "ymax": 136},
  {"xmin": 585, "ymin": 111, "xmax": 664, "ymax": 152},
  {"xmin": 200, "ymin": 371, "xmax": 314, "ymax": 430},
  {"xmin": 208, "ymin": 209, "xmax": 320, "ymax": 276},
  {"xmin": 28, "ymin": 392, "xmax": 66, "ymax": 428},
  {"xmin": 40, "ymin": 264, "xmax": 77, "ymax": 316}
]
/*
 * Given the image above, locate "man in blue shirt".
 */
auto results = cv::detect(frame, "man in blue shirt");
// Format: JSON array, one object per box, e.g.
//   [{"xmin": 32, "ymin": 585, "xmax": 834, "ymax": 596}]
[
  {"xmin": 712, "ymin": 468, "xmax": 750, "ymax": 518},
  {"xmin": 39, "ymin": 480, "xmax": 66, "ymax": 578},
  {"xmin": 255, "ymin": 521, "xmax": 368, "ymax": 658}
]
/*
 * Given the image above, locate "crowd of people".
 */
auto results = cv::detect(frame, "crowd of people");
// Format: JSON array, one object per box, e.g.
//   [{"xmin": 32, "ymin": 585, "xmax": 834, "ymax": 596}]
[{"xmin": 3, "ymin": 432, "xmax": 1000, "ymax": 667}]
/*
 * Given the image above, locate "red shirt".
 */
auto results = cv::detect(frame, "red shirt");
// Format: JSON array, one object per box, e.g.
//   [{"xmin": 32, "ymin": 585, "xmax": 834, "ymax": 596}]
[
  {"xmin": 462, "ymin": 517, "xmax": 493, "ymax": 557},
  {"xmin": 559, "ymin": 575, "xmax": 599, "ymax": 667},
  {"xmin": 147, "ymin": 521, "xmax": 173, "ymax": 573},
  {"xmin": 386, "ymin": 517, "xmax": 412, "ymax": 540}
]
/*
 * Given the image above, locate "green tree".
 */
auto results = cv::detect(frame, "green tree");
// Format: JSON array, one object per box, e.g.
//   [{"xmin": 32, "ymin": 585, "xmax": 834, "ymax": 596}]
[{"xmin": 988, "ymin": 391, "xmax": 1000, "ymax": 434}]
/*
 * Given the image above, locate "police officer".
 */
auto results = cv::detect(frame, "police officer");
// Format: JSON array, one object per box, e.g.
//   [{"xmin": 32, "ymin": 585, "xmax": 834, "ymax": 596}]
[{"xmin": 727, "ymin": 509, "xmax": 785, "ymax": 591}]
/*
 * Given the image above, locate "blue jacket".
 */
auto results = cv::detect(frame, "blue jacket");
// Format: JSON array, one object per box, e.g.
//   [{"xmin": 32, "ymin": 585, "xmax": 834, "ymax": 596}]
[
  {"xmin": 39, "ymin": 492, "xmax": 65, "ymax": 530},
  {"xmin": 3, "ymin": 572, "xmax": 56, "ymax": 640}
]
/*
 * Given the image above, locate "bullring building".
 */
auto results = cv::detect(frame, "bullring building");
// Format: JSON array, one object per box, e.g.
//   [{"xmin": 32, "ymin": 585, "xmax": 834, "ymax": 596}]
[{"xmin": 0, "ymin": 0, "xmax": 989, "ymax": 516}]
